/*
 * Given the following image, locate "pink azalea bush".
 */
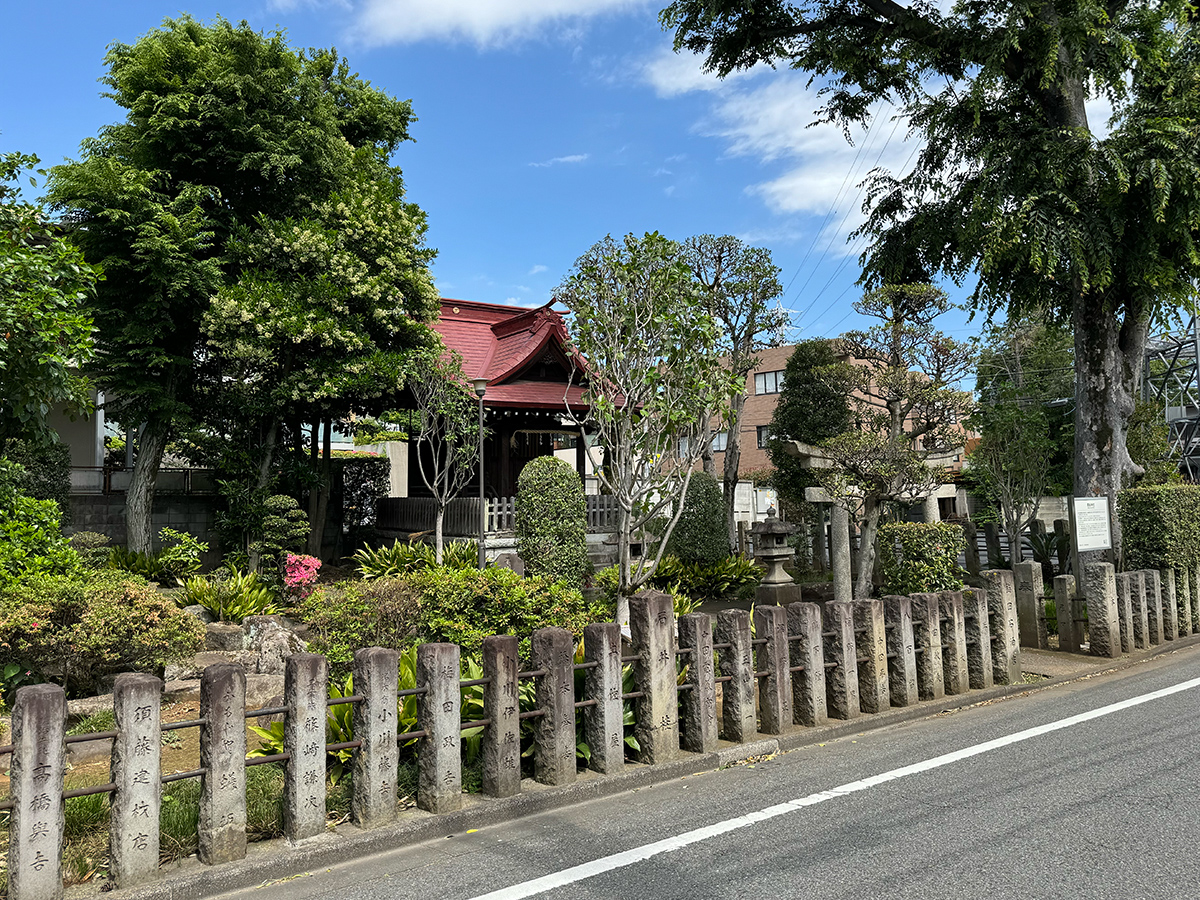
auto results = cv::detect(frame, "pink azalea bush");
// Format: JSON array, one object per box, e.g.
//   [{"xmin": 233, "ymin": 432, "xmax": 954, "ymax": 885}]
[{"xmin": 283, "ymin": 553, "xmax": 322, "ymax": 600}]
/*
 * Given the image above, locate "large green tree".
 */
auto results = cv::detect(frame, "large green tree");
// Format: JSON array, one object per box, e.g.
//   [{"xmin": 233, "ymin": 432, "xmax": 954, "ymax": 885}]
[
  {"xmin": 47, "ymin": 16, "xmax": 426, "ymax": 552},
  {"xmin": 662, "ymin": 0, "xmax": 1200, "ymax": 560},
  {"xmin": 682, "ymin": 234, "xmax": 788, "ymax": 551},
  {"xmin": 0, "ymin": 152, "xmax": 98, "ymax": 449}
]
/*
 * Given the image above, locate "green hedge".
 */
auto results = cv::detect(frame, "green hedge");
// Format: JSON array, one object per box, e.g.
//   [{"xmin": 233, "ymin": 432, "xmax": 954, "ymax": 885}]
[
  {"xmin": 5, "ymin": 440, "xmax": 71, "ymax": 522},
  {"xmin": 516, "ymin": 455, "xmax": 588, "ymax": 589},
  {"xmin": 665, "ymin": 473, "xmax": 729, "ymax": 565},
  {"xmin": 1117, "ymin": 484, "xmax": 1200, "ymax": 570},
  {"xmin": 878, "ymin": 521, "xmax": 965, "ymax": 595}
]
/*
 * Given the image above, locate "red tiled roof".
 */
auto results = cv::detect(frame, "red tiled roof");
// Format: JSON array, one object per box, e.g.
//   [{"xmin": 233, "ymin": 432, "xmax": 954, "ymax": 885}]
[{"xmin": 433, "ymin": 299, "xmax": 590, "ymax": 410}]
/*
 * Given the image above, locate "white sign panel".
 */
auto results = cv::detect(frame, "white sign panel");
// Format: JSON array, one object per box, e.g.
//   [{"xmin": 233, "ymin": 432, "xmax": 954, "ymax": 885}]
[{"xmin": 1072, "ymin": 496, "xmax": 1113, "ymax": 552}]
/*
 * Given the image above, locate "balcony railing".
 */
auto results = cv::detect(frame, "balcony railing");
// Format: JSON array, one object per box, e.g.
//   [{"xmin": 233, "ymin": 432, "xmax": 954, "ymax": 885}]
[
  {"xmin": 69, "ymin": 467, "xmax": 218, "ymax": 496},
  {"xmin": 377, "ymin": 494, "xmax": 620, "ymax": 537}
]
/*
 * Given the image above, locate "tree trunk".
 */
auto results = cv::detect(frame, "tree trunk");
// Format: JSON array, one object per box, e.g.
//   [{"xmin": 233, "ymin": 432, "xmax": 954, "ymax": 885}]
[
  {"xmin": 854, "ymin": 496, "xmax": 882, "ymax": 600},
  {"xmin": 307, "ymin": 418, "xmax": 333, "ymax": 558},
  {"xmin": 1072, "ymin": 293, "xmax": 1146, "ymax": 564},
  {"xmin": 700, "ymin": 414, "xmax": 716, "ymax": 478},
  {"xmin": 616, "ymin": 504, "xmax": 631, "ymax": 629},
  {"xmin": 723, "ymin": 392, "xmax": 746, "ymax": 552},
  {"xmin": 434, "ymin": 505, "xmax": 445, "ymax": 564},
  {"xmin": 247, "ymin": 419, "xmax": 281, "ymax": 572},
  {"xmin": 125, "ymin": 415, "xmax": 169, "ymax": 554}
]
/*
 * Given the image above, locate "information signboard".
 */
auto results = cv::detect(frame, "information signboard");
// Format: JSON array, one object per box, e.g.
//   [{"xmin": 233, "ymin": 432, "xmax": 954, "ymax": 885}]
[{"xmin": 1072, "ymin": 496, "xmax": 1113, "ymax": 552}]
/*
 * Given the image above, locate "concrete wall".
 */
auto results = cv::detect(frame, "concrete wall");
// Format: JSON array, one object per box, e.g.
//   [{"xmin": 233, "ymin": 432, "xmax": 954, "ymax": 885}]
[{"xmin": 66, "ymin": 493, "xmax": 222, "ymax": 564}]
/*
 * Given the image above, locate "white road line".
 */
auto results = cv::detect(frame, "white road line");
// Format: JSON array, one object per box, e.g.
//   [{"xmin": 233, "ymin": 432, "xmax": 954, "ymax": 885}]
[{"xmin": 467, "ymin": 674, "xmax": 1200, "ymax": 900}]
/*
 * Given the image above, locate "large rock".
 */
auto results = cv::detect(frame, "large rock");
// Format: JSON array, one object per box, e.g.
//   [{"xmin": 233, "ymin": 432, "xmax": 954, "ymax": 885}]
[
  {"xmin": 244, "ymin": 615, "xmax": 307, "ymax": 675},
  {"xmin": 184, "ymin": 604, "xmax": 216, "ymax": 625},
  {"xmin": 205, "ymin": 623, "xmax": 245, "ymax": 651}
]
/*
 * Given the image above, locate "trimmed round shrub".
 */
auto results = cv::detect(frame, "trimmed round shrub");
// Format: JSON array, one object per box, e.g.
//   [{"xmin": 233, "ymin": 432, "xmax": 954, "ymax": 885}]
[
  {"xmin": 878, "ymin": 522, "xmax": 965, "ymax": 595},
  {"xmin": 664, "ymin": 472, "xmax": 729, "ymax": 565},
  {"xmin": 516, "ymin": 455, "xmax": 588, "ymax": 589}
]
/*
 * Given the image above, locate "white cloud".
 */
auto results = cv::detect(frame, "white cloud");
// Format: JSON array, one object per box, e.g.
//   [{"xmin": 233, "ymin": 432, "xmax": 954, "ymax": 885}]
[
  {"xmin": 642, "ymin": 47, "xmax": 764, "ymax": 98},
  {"xmin": 348, "ymin": 0, "xmax": 649, "ymax": 47},
  {"xmin": 528, "ymin": 264, "xmax": 548, "ymax": 275},
  {"xmin": 530, "ymin": 153, "xmax": 590, "ymax": 168}
]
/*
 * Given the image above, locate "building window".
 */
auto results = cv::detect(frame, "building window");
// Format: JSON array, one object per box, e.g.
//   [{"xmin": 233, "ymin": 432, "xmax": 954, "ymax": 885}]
[
  {"xmin": 754, "ymin": 370, "xmax": 786, "ymax": 395},
  {"xmin": 710, "ymin": 431, "xmax": 728, "ymax": 452},
  {"xmin": 757, "ymin": 426, "xmax": 772, "ymax": 449}
]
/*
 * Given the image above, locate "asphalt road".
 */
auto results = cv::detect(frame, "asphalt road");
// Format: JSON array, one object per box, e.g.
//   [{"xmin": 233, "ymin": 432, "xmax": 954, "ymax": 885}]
[{"xmin": 217, "ymin": 645, "xmax": 1200, "ymax": 900}]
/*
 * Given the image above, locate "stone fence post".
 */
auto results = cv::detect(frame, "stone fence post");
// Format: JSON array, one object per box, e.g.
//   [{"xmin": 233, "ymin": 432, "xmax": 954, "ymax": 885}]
[
  {"xmin": 1115, "ymin": 572, "xmax": 1135, "ymax": 653},
  {"xmin": 284, "ymin": 652, "xmax": 328, "ymax": 843},
  {"xmin": 938, "ymin": 591, "xmax": 969, "ymax": 696},
  {"xmin": 199, "ymin": 664, "xmax": 247, "ymax": 865},
  {"xmin": 822, "ymin": 601, "xmax": 861, "ymax": 719},
  {"xmin": 9, "ymin": 684, "xmax": 66, "ymax": 900},
  {"xmin": 530, "ymin": 627, "xmax": 575, "ymax": 786},
  {"xmin": 909, "ymin": 594, "xmax": 946, "ymax": 701},
  {"xmin": 982, "ymin": 570, "xmax": 1021, "ymax": 684},
  {"xmin": 482, "ymin": 635, "xmax": 521, "ymax": 796},
  {"xmin": 1161, "ymin": 569, "xmax": 1179, "ymax": 641},
  {"xmin": 1177, "ymin": 566, "xmax": 1193, "ymax": 638},
  {"xmin": 1053, "ymin": 576, "xmax": 1077, "ymax": 653},
  {"xmin": 1144, "ymin": 570, "xmax": 1165, "ymax": 645},
  {"xmin": 882, "ymin": 596, "xmax": 919, "ymax": 707},
  {"xmin": 1083, "ymin": 562, "xmax": 1120, "ymax": 658},
  {"xmin": 852, "ymin": 600, "xmax": 889, "ymax": 714},
  {"xmin": 962, "ymin": 522, "xmax": 981, "ymax": 576},
  {"xmin": 352, "ymin": 647, "xmax": 400, "ymax": 827},
  {"xmin": 110, "ymin": 674, "xmax": 162, "ymax": 888},
  {"xmin": 417, "ymin": 642, "xmax": 462, "ymax": 812},
  {"xmin": 961, "ymin": 588, "xmax": 994, "ymax": 690},
  {"xmin": 677, "ymin": 613, "xmax": 718, "ymax": 753},
  {"xmin": 630, "ymin": 591, "xmax": 680, "ymax": 764},
  {"xmin": 1014, "ymin": 561, "xmax": 1048, "ymax": 649},
  {"xmin": 717, "ymin": 608, "xmax": 755, "ymax": 742},
  {"xmin": 753, "ymin": 605, "xmax": 791, "ymax": 734},
  {"xmin": 786, "ymin": 602, "xmax": 827, "ymax": 727},
  {"xmin": 1129, "ymin": 571, "xmax": 1150, "ymax": 650},
  {"xmin": 582, "ymin": 622, "xmax": 625, "ymax": 773}
]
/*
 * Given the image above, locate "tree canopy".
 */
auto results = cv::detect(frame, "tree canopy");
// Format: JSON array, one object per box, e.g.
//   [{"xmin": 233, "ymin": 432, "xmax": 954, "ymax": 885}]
[
  {"xmin": 0, "ymin": 152, "xmax": 99, "ymax": 450},
  {"xmin": 47, "ymin": 16, "xmax": 438, "ymax": 552},
  {"xmin": 661, "ymin": 0, "xmax": 1200, "ymax": 557}
]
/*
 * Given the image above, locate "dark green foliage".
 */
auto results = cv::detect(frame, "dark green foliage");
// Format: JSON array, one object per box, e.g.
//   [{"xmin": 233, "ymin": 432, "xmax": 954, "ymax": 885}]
[
  {"xmin": 179, "ymin": 568, "xmax": 280, "ymax": 624},
  {"xmin": 337, "ymin": 451, "xmax": 391, "ymax": 537},
  {"xmin": 1126, "ymin": 399, "xmax": 1181, "ymax": 486},
  {"xmin": 766, "ymin": 339, "xmax": 852, "ymax": 508},
  {"xmin": 878, "ymin": 522, "xmax": 966, "ymax": 596},
  {"xmin": 295, "ymin": 578, "xmax": 421, "ymax": 679},
  {"xmin": 1117, "ymin": 484, "xmax": 1200, "ymax": 571},
  {"xmin": 5, "ymin": 440, "xmax": 72, "ymax": 520},
  {"xmin": 409, "ymin": 567, "xmax": 590, "ymax": 658},
  {"xmin": 0, "ymin": 458, "xmax": 79, "ymax": 589},
  {"xmin": 665, "ymin": 472, "xmax": 730, "ymax": 564},
  {"xmin": 516, "ymin": 455, "xmax": 588, "ymax": 589},
  {"xmin": 68, "ymin": 531, "xmax": 112, "ymax": 569},
  {"xmin": 648, "ymin": 554, "xmax": 762, "ymax": 604},
  {"xmin": 352, "ymin": 539, "xmax": 477, "ymax": 579},
  {"xmin": 108, "ymin": 527, "xmax": 206, "ymax": 586}
]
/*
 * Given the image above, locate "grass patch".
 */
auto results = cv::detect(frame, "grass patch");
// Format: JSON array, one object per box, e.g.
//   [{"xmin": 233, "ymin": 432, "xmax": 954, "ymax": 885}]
[{"xmin": 66, "ymin": 709, "xmax": 116, "ymax": 737}]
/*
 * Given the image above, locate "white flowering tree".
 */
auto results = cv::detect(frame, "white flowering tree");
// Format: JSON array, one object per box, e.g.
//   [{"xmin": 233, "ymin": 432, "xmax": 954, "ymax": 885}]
[{"xmin": 201, "ymin": 167, "xmax": 440, "ymax": 558}]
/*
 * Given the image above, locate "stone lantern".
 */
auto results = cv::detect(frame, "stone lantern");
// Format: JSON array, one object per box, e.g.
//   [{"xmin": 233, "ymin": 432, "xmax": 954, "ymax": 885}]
[{"xmin": 751, "ymin": 507, "xmax": 802, "ymax": 605}]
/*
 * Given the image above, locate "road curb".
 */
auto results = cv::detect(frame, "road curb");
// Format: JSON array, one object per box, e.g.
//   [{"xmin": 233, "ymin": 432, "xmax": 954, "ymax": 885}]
[{"xmin": 90, "ymin": 634, "xmax": 1200, "ymax": 900}]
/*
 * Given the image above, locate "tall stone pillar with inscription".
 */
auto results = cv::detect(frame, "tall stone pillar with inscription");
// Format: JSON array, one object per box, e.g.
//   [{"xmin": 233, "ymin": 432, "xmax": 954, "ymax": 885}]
[
  {"xmin": 111, "ymin": 674, "xmax": 162, "ymax": 887},
  {"xmin": 677, "ymin": 613, "xmax": 718, "ymax": 753},
  {"xmin": 629, "ymin": 591, "xmax": 680, "ymax": 764},
  {"xmin": 1129, "ymin": 570, "xmax": 1149, "ymax": 649},
  {"xmin": 482, "ymin": 635, "xmax": 522, "ymax": 795},
  {"xmin": 1144, "ymin": 569, "xmax": 1166, "ymax": 644},
  {"xmin": 352, "ymin": 647, "xmax": 400, "ymax": 827},
  {"xmin": 9, "ymin": 684, "xmax": 66, "ymax": 900},
  {"xmin": 417, "ymin": 643, "xmax": 463, "ymax": 812},
  {"xmin": 981, "ymin": 570, "xmax": 1022, "ymax": 685},
  {"xmin": 1115, "ymin": 572, "xmax": 1135, "ymax": 653},
  {"xmin": 1177, "ymin": 567, "xmax": 1193, "ymax": 637},
  {"xmin": 831, "ymin": 505, "xmax": 853, "ymax": 604},
  {"xmin": 199, "ymin": 664, "xmax": 247, "ymax": 865},
  {"xmin": 284, "ymin": 652, "xmax": 328, "ymax": 842},
  {"xmin": 1161, "ymin": 569, "xmax": 1179, "ymax": 641}
]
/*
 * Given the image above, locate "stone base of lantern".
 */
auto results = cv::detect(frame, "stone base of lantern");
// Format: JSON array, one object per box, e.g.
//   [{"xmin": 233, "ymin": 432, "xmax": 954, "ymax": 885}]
[{"xmin": 755, "ymin": 581, "xmax": 803, "ymax": 607}]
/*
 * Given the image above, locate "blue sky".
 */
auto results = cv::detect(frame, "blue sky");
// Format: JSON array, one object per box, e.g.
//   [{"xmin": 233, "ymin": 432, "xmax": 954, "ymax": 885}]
[{"xmin": 2, "ymin": 0, "xmax": 982, "ymax": 343}]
